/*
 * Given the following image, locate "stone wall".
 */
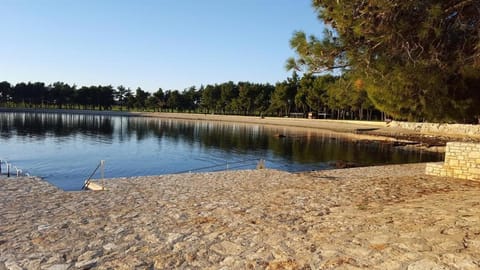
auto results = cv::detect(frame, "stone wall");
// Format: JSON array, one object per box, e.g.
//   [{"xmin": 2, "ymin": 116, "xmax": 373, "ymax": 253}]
[
  {"xmin": 426, "ymin": 142, "xmax": 480, "ymax": 180},
  {"xmin": 391, "ymin": 121, "xmax": 480, "ymax": 137}
]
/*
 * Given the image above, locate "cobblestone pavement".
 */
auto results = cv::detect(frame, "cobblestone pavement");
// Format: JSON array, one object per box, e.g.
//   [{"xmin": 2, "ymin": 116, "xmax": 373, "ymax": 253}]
[{"xmin": 1, "ymin": 164, "xmax": 480, "ymax": 269}]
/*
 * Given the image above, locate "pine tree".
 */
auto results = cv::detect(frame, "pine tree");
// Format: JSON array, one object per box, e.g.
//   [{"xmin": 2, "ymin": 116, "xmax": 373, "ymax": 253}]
[{"xmin": 288, "ymin": 0, "xmax": 480, "ymax": 122}]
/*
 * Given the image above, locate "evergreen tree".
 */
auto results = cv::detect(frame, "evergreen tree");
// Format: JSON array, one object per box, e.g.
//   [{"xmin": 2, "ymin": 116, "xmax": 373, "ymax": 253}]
[{"xmin": 288, "ymin": 0, "xmax": 480, "ymax": 122}]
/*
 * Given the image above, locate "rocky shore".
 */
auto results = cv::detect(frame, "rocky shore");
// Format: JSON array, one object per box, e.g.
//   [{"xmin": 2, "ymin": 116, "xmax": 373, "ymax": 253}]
[{"xmin": 2, "ymin": 163, "xmax": 480, "ymax": 269}]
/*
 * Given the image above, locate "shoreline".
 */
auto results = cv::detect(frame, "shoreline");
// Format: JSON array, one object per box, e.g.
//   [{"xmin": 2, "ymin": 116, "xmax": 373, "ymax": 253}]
[
  {"xmin": 3, "ymin": 107, "xmax": 477, "ymax": 152},
  {"xmin": 2, "ymin": 163, "xmax": 480, "ymax": 268},
  {"xmin": 2, "ymin": 108, "xmax": 479, "ymax": 268}
]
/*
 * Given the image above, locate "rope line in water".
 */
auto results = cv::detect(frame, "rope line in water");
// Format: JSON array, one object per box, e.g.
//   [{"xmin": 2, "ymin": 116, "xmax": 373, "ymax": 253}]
[{"xmin": 173, "ymin": 158, "xmax": 266, "ymax": 174}]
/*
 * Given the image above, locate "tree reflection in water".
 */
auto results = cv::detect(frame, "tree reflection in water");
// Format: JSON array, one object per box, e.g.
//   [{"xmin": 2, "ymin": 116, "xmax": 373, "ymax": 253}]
[{"xmin": 0, "ymin": 112, "xmax": 443, "ymax": 190}]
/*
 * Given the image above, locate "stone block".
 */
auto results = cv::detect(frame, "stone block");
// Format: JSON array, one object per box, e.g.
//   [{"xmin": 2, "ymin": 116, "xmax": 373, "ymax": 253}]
[
  {"xmin": 427, "ymin": 142, "xmax": 480, "ymax": 180},
  {"xmin": 468, "ymin": 168, "xmax": 480, "ymax": 175},
  {"xmin": 468, "ymin": 152, "xmax": 480, "ymax": 159},
  {"xmin": 444, "ymin": 170, "xmax": 455, "ymax": 177},
  {"xmin": 448, "ymin": 160, "xmax": 459, "ymax": 166},
  {"xmin": 425, "ymin": 163, "xmax": 444, "ymax": 176}
]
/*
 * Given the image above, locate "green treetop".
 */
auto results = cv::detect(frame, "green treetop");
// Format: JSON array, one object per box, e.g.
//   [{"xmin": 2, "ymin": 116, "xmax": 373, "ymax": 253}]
[{"xmin": 288, "ymin": 0, "xmax": 480, "ymax": 122}]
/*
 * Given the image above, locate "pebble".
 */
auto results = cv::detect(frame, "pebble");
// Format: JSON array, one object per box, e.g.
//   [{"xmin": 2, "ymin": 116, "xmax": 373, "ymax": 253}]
[
  {"xmin": 45, "ymin": 264, "xmax": 70, "ymax": 270},
  {"xmin": 74, "ymin": 259, "xmax": 97, "ymax": 269},
  {"xmin": 1, "ymin": 164, "xmax": 480, "ymax": 269}
]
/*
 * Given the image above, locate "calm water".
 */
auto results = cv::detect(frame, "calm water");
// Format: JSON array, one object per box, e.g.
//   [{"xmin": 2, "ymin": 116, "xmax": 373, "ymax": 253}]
[{"xmin": 0, "ymin": 112, "xmax": 443, "ymax": 190}]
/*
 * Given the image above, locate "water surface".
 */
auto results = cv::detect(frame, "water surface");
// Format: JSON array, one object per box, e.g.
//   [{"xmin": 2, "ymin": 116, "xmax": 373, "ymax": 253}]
[{"xmin": 0, "ymin": 112, "xmax": 443, "ymax": 190}]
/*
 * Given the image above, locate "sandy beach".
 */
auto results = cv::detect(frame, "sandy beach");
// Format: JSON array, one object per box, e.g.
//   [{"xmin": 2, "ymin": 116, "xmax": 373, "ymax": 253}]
[{"xmin": 1, "ymin": 164, "xmax": 480, "ymax": 269}]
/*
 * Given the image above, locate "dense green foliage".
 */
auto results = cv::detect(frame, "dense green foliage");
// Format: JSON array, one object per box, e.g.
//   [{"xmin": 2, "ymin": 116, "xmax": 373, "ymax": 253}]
[
  {"xmin": 288, "ymin": 0, "xmax": 480, "ymax": 122},
  {"xmin": 0, "ymin": 77, "xmax": 382, "ymax": 120}
]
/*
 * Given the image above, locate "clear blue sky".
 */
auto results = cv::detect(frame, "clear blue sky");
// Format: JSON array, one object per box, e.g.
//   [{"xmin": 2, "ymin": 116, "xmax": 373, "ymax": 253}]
[{"xmin": 1, "ymin": 0, "xmax": 323, "ymax": 92}]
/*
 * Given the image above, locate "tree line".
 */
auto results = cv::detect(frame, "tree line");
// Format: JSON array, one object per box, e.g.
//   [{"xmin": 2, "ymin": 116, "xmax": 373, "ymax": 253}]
[
  {"xmin": 0, "ymin": 74, "xmax": 382, "ymax": 120},
  {"xmin": 2, "ymin": 2, "xmax": 479, "ymax": 123}
]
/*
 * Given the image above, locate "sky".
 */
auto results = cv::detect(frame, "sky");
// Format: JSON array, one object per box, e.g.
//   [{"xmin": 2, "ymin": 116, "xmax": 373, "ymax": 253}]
[{"xmin": 1, "ymin": 0, "xmax": 324, "ymax": 92}]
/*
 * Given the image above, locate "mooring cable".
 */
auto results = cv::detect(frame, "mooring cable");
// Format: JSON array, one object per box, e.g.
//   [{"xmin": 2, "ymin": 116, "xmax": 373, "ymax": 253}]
[{"xmin": 173, "ymin": 158, "xmax": 267, "ymax": 174}]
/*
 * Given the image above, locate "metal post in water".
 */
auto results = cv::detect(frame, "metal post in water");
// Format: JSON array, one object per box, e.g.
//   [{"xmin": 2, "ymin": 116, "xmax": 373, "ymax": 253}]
[
  {"xmin": 100, "ymin": 160, "xmax": 105, "ymax": 190},
  {"xmin": 7, "ymin": 163, "xmax": 10, "ymax": 177},
  {"xmin": 0, "ymin": 160, "xmax": 2, "ymax": 174},
  {"xmin": 256, "ymin": 159, "xmax": 266, "ymax": 170}
]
